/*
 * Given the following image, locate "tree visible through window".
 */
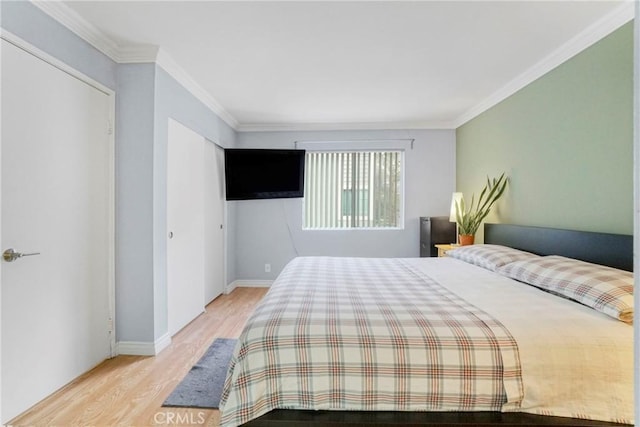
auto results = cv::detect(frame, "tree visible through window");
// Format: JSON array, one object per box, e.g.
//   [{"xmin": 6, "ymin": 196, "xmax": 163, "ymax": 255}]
[{"xmin": 304, "ymin": 151, "xmax": 402, "ymax": 229}]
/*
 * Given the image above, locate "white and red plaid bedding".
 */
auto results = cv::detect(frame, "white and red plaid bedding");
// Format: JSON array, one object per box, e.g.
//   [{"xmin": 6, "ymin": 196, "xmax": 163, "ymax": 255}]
[
  {"xmin": 498, "ymin": 255, "xmax": 634, "ymax": 323},
  {"xmin": 219, "ymin": 256, "xmax": 524, "ymax": 427}
]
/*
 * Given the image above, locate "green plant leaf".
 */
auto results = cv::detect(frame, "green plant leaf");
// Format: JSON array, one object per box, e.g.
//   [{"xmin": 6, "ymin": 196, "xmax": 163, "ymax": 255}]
[{"xmin": 453, "ymin": 173, "xmax": 509, "ymax": 236}]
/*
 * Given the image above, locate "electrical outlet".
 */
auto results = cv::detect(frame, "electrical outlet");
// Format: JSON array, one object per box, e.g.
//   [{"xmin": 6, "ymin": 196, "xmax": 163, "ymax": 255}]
[{"xmin": 265, "ymin": 263, "xmax": 271, "ymax": 273}]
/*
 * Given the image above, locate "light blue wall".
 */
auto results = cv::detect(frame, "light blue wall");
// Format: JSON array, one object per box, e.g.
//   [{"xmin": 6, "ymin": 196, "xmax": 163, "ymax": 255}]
[
  {"xmin": 1, "ymin": 1, "xmax": 237, "ymax": 346},
  {"xmin": 233, "ymin": 129, "xmax": 456, "ymax": 280},
  {"xmin": 115, "ymin": 63, "xmax": 157, "ymax": 342},
  {"xmin": 115, "ymin": 64, "xmax": 240, "ymax": 343},
  {"xmin": 153, "ymin": 66, "xmax": 236, "ymax": 339},
  {"xmin": 1, "ymin": 1, "xmax": 117, "ymax": 90}
]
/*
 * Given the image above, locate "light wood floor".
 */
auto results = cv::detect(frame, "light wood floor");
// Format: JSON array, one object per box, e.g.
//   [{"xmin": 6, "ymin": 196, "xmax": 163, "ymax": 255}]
[{"xmin": 9, "ymin": 287, "xmax": 269, "ymax": 427}]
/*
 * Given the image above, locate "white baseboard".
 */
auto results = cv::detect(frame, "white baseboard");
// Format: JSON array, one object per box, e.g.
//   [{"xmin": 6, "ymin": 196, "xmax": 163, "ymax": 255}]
[
  {"xmin": 117, "ymin": 332, "xmax": 171, "ymax": 356},
  {"xmin": 225, "ymin": 279, "xmax": 273, "ymax": 294}
]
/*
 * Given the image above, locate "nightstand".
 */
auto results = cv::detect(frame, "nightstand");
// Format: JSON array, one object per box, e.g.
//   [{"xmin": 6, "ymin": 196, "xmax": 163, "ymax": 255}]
[{"xmin": 435, "ymin": 244, "xmax": 459, "ymax": 257}]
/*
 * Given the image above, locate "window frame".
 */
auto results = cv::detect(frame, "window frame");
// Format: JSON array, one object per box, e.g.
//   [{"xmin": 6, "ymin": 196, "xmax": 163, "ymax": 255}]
[{"xmin": 302, "ymin": 149, "xmax": 405, "ymax": 231}]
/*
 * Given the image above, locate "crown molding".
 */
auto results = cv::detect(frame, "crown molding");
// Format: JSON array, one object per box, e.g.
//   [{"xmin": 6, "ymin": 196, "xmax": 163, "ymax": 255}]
[
  {"xmin": 155, "ymin": 50, "xmax": 239, "ymax": 129},
  {"xmin": 30, "ymin": 0, "xmax": 634, "ymax": 133},
  {"xmin": 32, "ymin": 0, "xmax": 159, "ymax": 64},
  {"xmin": 30, "ymin": 0, "xmax": 238, "ymax": 130},
  {"xmin": 117, "ymin": 45, "xmax": 160, "ymax": 64},
  {"xmin": 236, "ymin": 120, "xmax": 456, "ymax": 132},
  {"xmin": 452, "ymin": 0, "xmax": 635, "ymax": 129},
  {"xmin": 31, "ymin": 1, "xmax": 120, "ymax": 61}
]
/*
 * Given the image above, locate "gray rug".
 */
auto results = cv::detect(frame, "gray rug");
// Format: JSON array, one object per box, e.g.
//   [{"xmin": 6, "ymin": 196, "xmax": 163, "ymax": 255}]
[{"xmin": 163, "ymin": 337, "xmax": 237, "ymax": 409}]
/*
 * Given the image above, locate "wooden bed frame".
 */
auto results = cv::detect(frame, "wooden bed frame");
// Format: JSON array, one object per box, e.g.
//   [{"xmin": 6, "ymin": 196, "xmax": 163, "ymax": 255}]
[{"xmin": 243, "ymin": 223, "xmax": 633, "ymax": 427}]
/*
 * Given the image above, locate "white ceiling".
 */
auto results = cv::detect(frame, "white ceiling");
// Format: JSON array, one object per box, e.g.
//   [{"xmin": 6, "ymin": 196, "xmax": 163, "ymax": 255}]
[{"xmin": 59, "ymin": 0, "xmax": 632, "ymax": 131}]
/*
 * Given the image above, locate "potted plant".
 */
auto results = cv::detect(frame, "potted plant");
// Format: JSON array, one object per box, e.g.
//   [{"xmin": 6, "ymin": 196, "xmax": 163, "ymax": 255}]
[{"xmin": 455, "ymin": 173, "xmax": 508, "ymax": 245}]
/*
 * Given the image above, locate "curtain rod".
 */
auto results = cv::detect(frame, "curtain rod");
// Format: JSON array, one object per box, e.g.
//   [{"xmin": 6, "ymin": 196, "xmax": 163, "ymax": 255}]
[{"xmin": 294, "ymin": 138, "xmax": 415, "ymax": 150}]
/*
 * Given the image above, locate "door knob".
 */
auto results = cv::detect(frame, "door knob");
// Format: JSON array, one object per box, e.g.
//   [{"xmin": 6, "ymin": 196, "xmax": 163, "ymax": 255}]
[{"xmin": 3, "ymin": 248, "xmax": 41, "ymax": 262}]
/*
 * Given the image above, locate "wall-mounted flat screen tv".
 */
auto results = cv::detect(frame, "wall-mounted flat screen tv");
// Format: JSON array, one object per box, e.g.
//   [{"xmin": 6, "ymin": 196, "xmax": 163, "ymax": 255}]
[{"xmin": 224, "ymin": 149, "xmax": 306, "ymax": 201}]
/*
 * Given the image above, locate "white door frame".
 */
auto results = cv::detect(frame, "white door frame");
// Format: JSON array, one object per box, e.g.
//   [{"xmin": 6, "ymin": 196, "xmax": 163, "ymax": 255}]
[{"xmin": 0, "ymin": 30, "xmax": 117, "ymax": 357}]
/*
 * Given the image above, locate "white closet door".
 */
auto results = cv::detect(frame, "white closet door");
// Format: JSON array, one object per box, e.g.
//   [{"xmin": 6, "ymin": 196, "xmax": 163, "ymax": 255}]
[
  {"xmin": 167, "ymin": 119, "xmax": 205, "ymax": 336},
  {"xmin": 1, "ymin": 39, "xmax": 112, "ymax": 422},
  {"xmin": 204, "ymin": 142, "xmax": 225, "ymax": 303}
]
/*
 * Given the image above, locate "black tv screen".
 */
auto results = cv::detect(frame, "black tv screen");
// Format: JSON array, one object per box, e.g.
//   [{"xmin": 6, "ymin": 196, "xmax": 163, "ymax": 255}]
[{"xmin": 224, "ymin": 149, "xmax": 306, "ymax": 201}]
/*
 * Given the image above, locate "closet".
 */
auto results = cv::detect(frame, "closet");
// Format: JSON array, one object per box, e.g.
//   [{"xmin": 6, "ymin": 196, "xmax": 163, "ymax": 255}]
[{"xmin": 167, "ymin": 119, "xmax": 224, "ymax": 336}]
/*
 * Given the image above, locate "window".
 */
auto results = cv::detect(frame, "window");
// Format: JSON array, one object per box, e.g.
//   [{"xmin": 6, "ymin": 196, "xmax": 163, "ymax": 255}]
[{"xmin": 304, "ymin": 151, "xmax": 403, "ymax": 229}]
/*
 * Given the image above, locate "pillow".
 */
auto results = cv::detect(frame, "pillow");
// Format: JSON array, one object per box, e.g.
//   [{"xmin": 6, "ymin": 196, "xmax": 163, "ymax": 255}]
[
  {"xmin": 446, "ymin": 244, "xmax": 539, "ymax": 272},
  {"xmin": 498, "ymin": 255, "xmax": 634, "ymax": 323}
]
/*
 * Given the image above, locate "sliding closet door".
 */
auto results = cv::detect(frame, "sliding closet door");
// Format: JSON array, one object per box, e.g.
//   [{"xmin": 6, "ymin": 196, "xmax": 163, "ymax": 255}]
[
  {"xmin": 1, "ymin": 39, "xmax": 113, "ymax": 422},
  {"xmin": 204, "ymin": 142, "xmax": 225, "ymax": 303},
  {"xmin": 167, "ymin": 119, "xmax": 205, "ymax": 336}
]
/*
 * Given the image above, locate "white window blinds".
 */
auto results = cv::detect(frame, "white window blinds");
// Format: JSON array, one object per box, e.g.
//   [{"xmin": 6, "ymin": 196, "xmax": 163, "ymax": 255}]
[{"xmin": 304, "ymin": 151, "xmax": 402, "ymax": 229}]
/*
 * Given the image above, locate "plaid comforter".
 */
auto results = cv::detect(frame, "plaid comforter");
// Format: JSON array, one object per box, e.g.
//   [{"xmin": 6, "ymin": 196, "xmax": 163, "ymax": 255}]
[{"xmin": 219, "ymin": 257, "xmax": 524, "ymax": 427}]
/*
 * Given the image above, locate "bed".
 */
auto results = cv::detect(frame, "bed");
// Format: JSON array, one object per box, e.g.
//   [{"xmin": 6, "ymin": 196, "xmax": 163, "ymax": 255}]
[{"xmin": 219, "ymin": 224, "xmax": 634, "ymax": 427}]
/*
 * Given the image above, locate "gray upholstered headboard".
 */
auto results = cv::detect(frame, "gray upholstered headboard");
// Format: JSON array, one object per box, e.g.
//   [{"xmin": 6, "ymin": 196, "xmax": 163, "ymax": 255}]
[{"xmin": 484, "ymin": 223, "xmax": 633, "ymax": 271}]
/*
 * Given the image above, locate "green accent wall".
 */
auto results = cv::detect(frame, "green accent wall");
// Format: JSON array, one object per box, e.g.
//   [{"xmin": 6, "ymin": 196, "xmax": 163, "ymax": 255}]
[{"xmin": 456, "ymin": 22, "xmax": 633, "ymax": 239}]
